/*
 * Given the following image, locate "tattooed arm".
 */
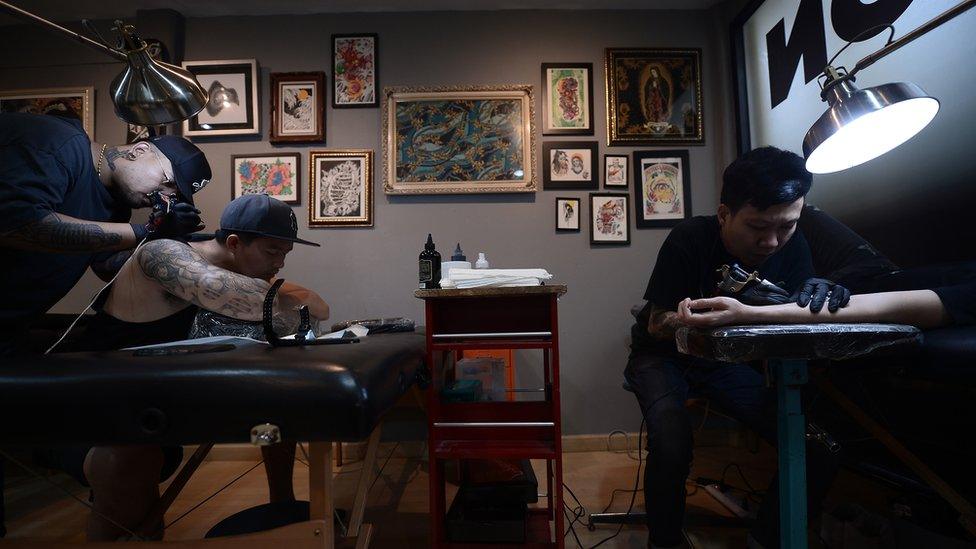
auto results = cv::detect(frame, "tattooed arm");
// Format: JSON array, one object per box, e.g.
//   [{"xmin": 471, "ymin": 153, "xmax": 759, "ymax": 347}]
[
  {"xmin": 137, "ymin": 239, "xmax": 304, "ymax": 325},
  {"xmin": 646, "ymin": 304, "xmax": 685, "ymax": 340},
  {"xmin": 0, "ymin": 212, "xmax": 138, "ymax": 253}
]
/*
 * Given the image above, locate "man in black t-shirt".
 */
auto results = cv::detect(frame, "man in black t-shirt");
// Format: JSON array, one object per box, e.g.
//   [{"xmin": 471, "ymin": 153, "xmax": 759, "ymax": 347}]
[{"xmin": 627, "ymin": 147, "xmax": 895, "ymax": 548}]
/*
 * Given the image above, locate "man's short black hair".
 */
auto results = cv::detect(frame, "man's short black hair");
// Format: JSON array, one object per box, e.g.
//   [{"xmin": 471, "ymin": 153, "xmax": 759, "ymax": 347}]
[
  {"xmin": 720, "ymin": 146, "xmax": 812, "ymax": 212},
  {"xmin": 214, "ymin": 229, "xmax": 258, "ymax": 246}
]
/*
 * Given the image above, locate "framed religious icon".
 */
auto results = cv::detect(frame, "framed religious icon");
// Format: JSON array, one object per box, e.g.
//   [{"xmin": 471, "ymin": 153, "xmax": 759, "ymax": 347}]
[
  {"xmin": 182, "ymin": 59, "xmax": 259, "ymax": 137},
  {"xmin": 309, "ymin": 150, "xmax": 373, "ymax": 227},
  {"xmin": 541, "ymin": 63, "xmax": 594, "ymax": 135},
  {"xmin": 542, "ymin": 141, "xmax": 598, "ymax": 190},
  {"xmin": 604, "ymin": 154, "xmax": 628, "ymax": 188},
  {"xmin": 270, "ymin": 72, "xmax": 326, "ymax": 144},
  {"xmin": 555, "ymin": 197, "xmax": 581, "ymax": 232},
  {"xmin": 633, "ymin": 149, "xmax": 691, "ymax": 228},
  {"xmin": 332, "ymin": 34, "xmax": 378, "ymax": 108},
  {"xmin": 590, "ymin": 193, "xmax": 630, "ymax": 245},
  {"xmin": 0, "ymin": 86, "xmax": 94, "ymax": 138},
  {"xmin": 231, "ymin": 153, "xmax": 301, "ymax": 204},
  {"xmin": 605, "ymin": 48, "xmax": 703, "ymax": 145},
  {"xmin": 383, "ymin": 85, "xmax": 536, "ymax": 194}
]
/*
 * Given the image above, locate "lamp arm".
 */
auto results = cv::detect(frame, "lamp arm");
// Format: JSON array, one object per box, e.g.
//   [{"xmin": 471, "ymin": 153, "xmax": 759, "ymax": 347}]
[
  {"xmin": 0, "ymin": 0, "xmax": 127, "ymax": 61},
  {"xmin": 848, "ymin": 0, "xmax": 976, "ymax": 79}
]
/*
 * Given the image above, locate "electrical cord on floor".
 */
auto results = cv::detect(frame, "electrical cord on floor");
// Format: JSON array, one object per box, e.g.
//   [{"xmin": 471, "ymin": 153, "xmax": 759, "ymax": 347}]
[
  {"xmin": 606, "ymin": 430, "xmax": 640, "ymax": 461},
  {"xmin": 562, "ymin": 482, "xmax": 587, "ymax": 547},
  {"xmin": 588, "ymin": 418, "xmax": 645, "ymax": 549},
  {"xmin": 164, "ymin": 459, "xmax": 265, "ymax": 529}
]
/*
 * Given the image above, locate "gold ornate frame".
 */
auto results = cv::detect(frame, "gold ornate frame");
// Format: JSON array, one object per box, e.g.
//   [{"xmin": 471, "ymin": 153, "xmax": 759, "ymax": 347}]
[
  {"xmin": 382, "ymin": 85, "xmax": 537, "ymax": 195},
  {"xmin": 308, "ymin": 149, "xmax": 373, "ymax": 227},
  {"xmin": 0, "ymin": 86, "xmax": 94, "ymax": 138}
]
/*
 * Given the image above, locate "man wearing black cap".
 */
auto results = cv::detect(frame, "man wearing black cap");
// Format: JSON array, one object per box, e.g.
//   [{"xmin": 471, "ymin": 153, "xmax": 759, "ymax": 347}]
[
  {"xmin": 66, "ymin": 194, "xmax": 326, "ymax": 541},
  {"xmin": 0, "ymin": 112, "xmax": 212, "ymax": 356}
]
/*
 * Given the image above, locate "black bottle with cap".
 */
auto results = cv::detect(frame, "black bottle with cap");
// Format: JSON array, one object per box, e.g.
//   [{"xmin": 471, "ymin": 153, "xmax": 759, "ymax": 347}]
[{"xmin": 419, "ymin": 233, "xmax": 441, "ymax": 289}]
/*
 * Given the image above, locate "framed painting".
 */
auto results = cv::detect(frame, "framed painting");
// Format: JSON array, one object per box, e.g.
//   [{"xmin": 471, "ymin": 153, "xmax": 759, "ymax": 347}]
[
  {"xmin": 332, "ymin": 34, "xmax": 378, "ymax": 108},
  {"xmin": 541, "ymin": 62, "xmax": 594, "ymax": 135},
  {"xmin": 383, "ymin": 85, "xmax": 536, "ymax": 194},
  {"xmin": 605, "ymin": 48, "xmax": 703, "ymax": 145},
  {"xmin": 543, "ymin": 141, "xmax": 598, "ymax": 190},
  {"xmin": 0, "ymin": 86, "xmax": 94, "ymax": 138},
  {"xmin": 633, "ymin": 150, "xmax": 691, "ymax": 228},
  {"xmin": 604, "ymin": 154, "xmax": 628, "ymax": 188},
  {"xmin": 182, "ymin": 59, "xmax": 259, "ymax": 137},
  {"xmin": 270, "ymin": 72, "xmax": 325, "ymax": 144},
  {"xmin": 309, "ymin": 149, "xmax": 373, "ymax": 227},
  {"xmin": 590, "ymin": 193, "xmax": 630, "ymax": 245},
  {"xmin": 555, "ymin": 197, "xmax": 581, "ymax": 232},
  {"xmin": 231, "ymin": 153, "xmax": 301, "ymax": 204}
]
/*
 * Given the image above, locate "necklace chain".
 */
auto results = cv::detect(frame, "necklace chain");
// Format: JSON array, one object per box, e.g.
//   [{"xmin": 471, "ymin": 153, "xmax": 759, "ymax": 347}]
[{"xmin": 96, "ymin": 143, "xmax": 107, "ymax": 178}]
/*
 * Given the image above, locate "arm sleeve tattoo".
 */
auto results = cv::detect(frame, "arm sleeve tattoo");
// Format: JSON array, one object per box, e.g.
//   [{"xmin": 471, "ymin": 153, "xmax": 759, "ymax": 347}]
[
  {"xmin": 0, "ymin": 212, "xmax": 122, "ymax": 252},
  {"xmin": 647, "ymin": 304, "xmax": 683, "ymax": 340}
]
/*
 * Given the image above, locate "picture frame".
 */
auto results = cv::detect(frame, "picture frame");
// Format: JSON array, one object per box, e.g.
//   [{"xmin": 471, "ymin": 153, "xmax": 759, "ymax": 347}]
[
  {"xmin": 181, "ymin": 59, "xmax": 259, "ymax": 137},
  {"xmin": 555, "ymin": 197, "xmax": 581, "ymax": 232},
  {"xmin": 309, "ymin": 149, "xmax": 373, "ymax": 227},
  {"xmin": 542, "ymin": 141, "xmax": 598, "ymax": 190},
  {"xmin": 605, "ymin": 47, "xmax": 704, "ymax": 145},
  {"xmin": 383, "ymin": 85, "xmax": 536, "ymax": 195},
  {"xmin": 0, "ymin": 86, "xmax": 94, "ymax": 138},
  {"xmin": 270, "ymin": 72, "xmax": 326, "ymax": 144},
  {"xmin": 332, "ymin": 34, "xmax": 378, "ymax": 108},
  {"xmin": 604, "ymin": 154, "xmax": 629, "ymax": 188},
  {"xmin": 231, "ymin": 153, "xmax": 301, "ymax": 204},
  {"xmin": 541, "ymin": 62, "xmax": 594, "ymax": 135},
  {"xmin": 590, "ymin": 193, "xmax": 630, "ymax": 245},
  {"xmin": 633, "ymin": 150, "xmax": 691, "ymax": 228}
]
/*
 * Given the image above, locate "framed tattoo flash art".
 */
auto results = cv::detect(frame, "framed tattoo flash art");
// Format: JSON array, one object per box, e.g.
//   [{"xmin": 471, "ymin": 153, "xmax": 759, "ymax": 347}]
[
  {"xmin": 0, "ymin": 86, "xmax": 94, "ymax": 138},
  {"xmin": 270, "ymin": 72, "xmax": 325, "ymax": 144},
  {"xmin": 383, "ymin": 85, "xmax": 536, "ymax": 195},
  {"xmin": 181, "ymin": 59, "xmax": 259, "ymax": 137},
  {"xmin": 605, "ymin": 48, "xmax": 703, "ymax": 145},
  {"xmin": 309, "ymin": 150, "xmax": 373, "ymax": 227},
  {"xmin": 604, "ymin": 154, "xmax": 628, "ymax": 188},
  {"xmin": 633, "ymin": 150, "xmax": 691, "ymax": 228},
  {"xmin": 543, "ymin": 141, "xmax": 598, "ymax": 190},
  {"xmin": 555, "ymin": 197, "xmax": 581, "ymax": 232},
  {"xmin": 590, "ymin": 193, "xmax": 630, "ymax": 245},
  {"xmin": 231, "ymin": 153, "xmax": 301, "ymax": 204},
  {"xmin": 332, "ymin": 34, "xmax": 378, "ymax": 108},
  {"xmin": 541, "ymin": 63, "xmax": 594, "ymax": 135}
]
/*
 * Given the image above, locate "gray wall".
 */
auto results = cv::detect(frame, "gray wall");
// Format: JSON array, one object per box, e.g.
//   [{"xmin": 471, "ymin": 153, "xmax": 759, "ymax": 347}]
[{"xmin": 0, "ymin": 8, "xmax": 737, "ymax": 435}]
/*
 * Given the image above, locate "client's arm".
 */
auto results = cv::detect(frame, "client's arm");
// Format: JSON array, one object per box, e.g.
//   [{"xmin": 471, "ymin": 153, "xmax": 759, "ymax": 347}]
[
  {"xmin": 274, "ymin": 281, "xmax": 330, "ymax": 321},
  {"xmin": 676, "ymin": 290, "xmax": 950, "ymax": 330}
]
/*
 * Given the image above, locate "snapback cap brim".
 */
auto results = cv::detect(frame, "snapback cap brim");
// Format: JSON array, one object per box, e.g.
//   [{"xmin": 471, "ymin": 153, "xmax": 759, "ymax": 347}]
[{"xmin": 225, "ymin": 229, "xmax": 321, "ymax": 247}]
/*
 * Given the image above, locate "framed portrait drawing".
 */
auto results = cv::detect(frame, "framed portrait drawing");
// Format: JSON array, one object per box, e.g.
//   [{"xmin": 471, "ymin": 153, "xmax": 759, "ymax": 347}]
[
  {"xmin": 0, "ymin": 86, "xmax": 94, "ymax": 138},
  {"xmin": 332, "ymin": 34, "xmax": 378, "ymax": 108},
  {"xmin": 309, "ymin": 150, "xmax": 373, "ymax": 227},
  {"xmin": 181, "ymin": 59, "xmax": 259, "ymax": 137},
  {"xmin": 383, "ymin": 85, "xmax": 536, "ymax": 195},
  {"xmin": 543, "ymin": 141, "xmax": 598, "ymax": 190},
  {"xmin": 541, "ymin": 63, "xmax": 594, "ymax": 135},
  {"xmin": 604, "ymin": 154, "xmax": 628, "ymax": 188},
  {"xmin": 270, "ymin": 72, "xmax": 325, "ymax": 144},
  {"xmin": 555, "ymin": 197, "xmax": 581, "ymax": 232},
  {"xmin": 633, "ymin": 150, "xmax": 691, "ymax": 228},
  {"xmin": 605, "ymin": 48, "xmax": 703, "ymax": 145},
  {"xmin": 590, "ymin": 193, "xmax": 630, "ymax": 245},
  {"xmin": 231, "ymin": 153, "xmax": 301, "ymax": 204}
]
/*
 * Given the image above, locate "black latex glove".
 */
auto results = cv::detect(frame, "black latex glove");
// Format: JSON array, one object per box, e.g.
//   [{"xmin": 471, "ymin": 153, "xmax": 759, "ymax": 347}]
[
  {"xmin": 137, "ymin": 202, "xmax": 204, "ymax": 240},
  {"xmin": 793, "ymin": 278, "xmax": 852, "ymax": 313}
]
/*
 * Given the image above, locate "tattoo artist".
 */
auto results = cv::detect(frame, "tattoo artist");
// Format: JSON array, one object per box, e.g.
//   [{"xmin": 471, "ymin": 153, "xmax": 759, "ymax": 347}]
[{"xmin": 0, "ymin": 112, "xmax": 212, "ymax": 357}]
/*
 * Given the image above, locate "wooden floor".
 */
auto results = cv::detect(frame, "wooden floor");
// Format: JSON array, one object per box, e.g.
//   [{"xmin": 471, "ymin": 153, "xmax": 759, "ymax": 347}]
[{"xmin": 2, "ymin": 438, "xmax": 896, "ymax": 548}]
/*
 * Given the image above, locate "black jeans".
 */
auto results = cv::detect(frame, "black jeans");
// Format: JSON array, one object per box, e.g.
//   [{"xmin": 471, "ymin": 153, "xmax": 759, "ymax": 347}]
[{"xmin": 624, "ymin": 352, "xmax": 840, "ymax": 548}]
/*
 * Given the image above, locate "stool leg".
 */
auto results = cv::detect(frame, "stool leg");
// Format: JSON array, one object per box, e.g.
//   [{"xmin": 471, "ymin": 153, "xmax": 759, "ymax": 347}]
[{"xmin": 772, "ymin": 359, "xmax": 808, "ymax": 549}]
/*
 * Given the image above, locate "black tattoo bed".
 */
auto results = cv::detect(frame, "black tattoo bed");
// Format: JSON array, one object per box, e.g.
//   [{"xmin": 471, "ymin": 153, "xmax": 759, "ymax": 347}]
[{"xmin": 0, "ymin": 332, "xmax": 426, "ymax": 548}]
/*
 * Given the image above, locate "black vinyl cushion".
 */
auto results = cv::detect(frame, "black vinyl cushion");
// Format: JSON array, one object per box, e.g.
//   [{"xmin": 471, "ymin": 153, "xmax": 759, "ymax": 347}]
[{"xmin": 0, "ymin": 332, "xmax": 426, "ymax": 446}]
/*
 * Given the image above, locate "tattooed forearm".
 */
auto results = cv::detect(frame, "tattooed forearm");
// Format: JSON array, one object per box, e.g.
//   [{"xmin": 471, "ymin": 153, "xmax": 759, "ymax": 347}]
[
  {"xmin": 0, "ymin": 213, "xmax": 123, "ymax": 252},
  {"xmin": 647, "ymin": 305, "xmax": 684, "ymax": 340},
  {"xmin": 137, "ymin": 239, "xmax": 273, "ymax": 320}
]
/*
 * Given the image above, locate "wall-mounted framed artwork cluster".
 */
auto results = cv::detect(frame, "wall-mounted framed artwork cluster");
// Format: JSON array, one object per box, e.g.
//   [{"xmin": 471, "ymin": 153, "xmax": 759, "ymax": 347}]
[
  {"xmin": 382, "ymin": 85, "xmax": 536, "ymax": 195},
  {"xmin": 0, "ymin": 86, "xmax": 94, "ymax": 138}
]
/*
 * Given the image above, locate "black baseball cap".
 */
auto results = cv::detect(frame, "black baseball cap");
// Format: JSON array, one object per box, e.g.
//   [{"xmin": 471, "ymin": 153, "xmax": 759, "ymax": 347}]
[
  {"xmin": 147, "ymin": 135, "xmax": 212, "ymax": 204},
  {"xmin": 219, "ymin": 194, "xmax": 320, "ymax": 247}
]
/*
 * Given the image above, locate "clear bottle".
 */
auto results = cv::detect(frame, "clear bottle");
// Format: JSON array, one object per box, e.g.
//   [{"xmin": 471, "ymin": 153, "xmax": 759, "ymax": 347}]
[{"xmin": 475, "ymin": 252, "xmax": 489, "ymax": 269}]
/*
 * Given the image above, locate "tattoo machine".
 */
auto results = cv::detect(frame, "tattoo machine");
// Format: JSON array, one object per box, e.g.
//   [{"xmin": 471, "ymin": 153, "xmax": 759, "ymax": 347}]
[
  {"xmin": 146, "ymin": 191, "xmax": 189, "ymax": 231},
  {"xmin": 715, "ymin": 263, "xmax": 792, "ymax": 306}
]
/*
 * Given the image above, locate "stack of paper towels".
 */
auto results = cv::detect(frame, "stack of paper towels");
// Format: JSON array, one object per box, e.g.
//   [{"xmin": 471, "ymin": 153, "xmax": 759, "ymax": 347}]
[{"xmin": 440, "ymin": 268, "xmax": 553, "ymax": 289}]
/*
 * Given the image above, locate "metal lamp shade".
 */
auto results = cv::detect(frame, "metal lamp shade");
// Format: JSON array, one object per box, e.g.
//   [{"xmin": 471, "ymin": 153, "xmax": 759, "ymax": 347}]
[
  {"xmin": 110, "ymin": 47, "xmax": 208, "ymax": 126},
  {"xmin": 803, "ymin": 81, "xmax": 939, "ymax": 174}
]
